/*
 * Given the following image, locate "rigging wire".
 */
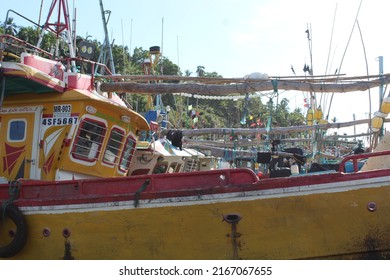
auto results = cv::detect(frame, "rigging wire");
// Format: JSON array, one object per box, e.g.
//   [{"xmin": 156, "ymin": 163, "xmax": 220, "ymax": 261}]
[
  {"xmin": 327, "ymin": 0, "xmax": 363, "ymax": 120},
  {"xmin": 356, "ymin": 20, "xmax": 372, "ymax": 149},
  {"xmin": 324, "ymin": 4, "xmax": 338, "ymax": 76},
  {"xmin": 304, "ymin": 22, "xmax": 314, "ymax": 127},
  {"xmin": 306, "ymin": 23, "xmax": 313, "ymax": 76},
  {"xmin": 321, "ymin": 3, "xmax": 338, "ymax": 115},
  {"xmin": 323, "ymin": 46, "xmax": 339, "ymax": 118},
  {"xmin": 305, "ymin": 23, "xmax": 313, "ymax": 107}
]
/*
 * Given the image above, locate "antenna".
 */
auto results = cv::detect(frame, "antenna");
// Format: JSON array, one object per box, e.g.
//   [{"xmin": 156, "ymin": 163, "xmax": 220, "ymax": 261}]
[
  {"xmin": 129, "ymin": 19, "xmax": 133, "ymax": 54},
  {"xmin": 121, "ymin": 18, "xmax": 125, "ymax": 70},
  {"xmin": 72, "ymin": 0, "xmax": 76, "ymax": 53},
  {"xmin": 160, "ymin": 17, "xmax": 164, "ymax": 75},
  {"xmin": 177, "ymin": 35, "xmax": 180, "ymax": 70},
  {"xmin": 143, "ymin": 46, "xmax": 161, "ymax": 110}
]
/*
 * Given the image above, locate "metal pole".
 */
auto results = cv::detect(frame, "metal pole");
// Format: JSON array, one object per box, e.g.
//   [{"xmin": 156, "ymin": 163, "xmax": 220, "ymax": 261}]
[
  {"xmin": 99, "ymin": 0, "xmax": 115, "ymax": 74},
  {"xmin": 378, "ymin": 56, "xmax": 384, "ymax": 138}
]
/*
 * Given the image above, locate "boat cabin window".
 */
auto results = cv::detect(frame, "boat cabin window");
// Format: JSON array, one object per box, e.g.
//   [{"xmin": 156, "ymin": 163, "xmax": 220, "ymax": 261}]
[
  {"xmin": 175, "ymin": 163, "xmax": 182, "ymax": 172},
  {"xmin": 153, "ymin": 156, "xmax": 168, "ymax": 174},
  {"xmin": 167, "ymin": 162, "xmax": 182, "ymax": 173},
  {"xmin": 8, "ymin": 119, "xmax": 26, "ymax": 141},
  {"xmin": 119, "ymin": 136, "xmax": 137, "ymax": 172},
  {"xmin": 184, "ymin": 158, "xmax": 199, "ymax": 172},
  {"xmin": 167, "ymin": 162, "xmax": 177, "ymax": 173},
  {"xmin": 103, "ymin": 128, "xmax": 125, "ymax": 165},
  {"xmin": 71, "ymin": 118, "xmax": 106, "ymax": 162}
]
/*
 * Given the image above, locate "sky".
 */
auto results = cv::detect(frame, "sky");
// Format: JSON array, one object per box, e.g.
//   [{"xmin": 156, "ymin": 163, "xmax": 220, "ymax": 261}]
[{"xmin": 1, "ymin": 0, "xmax": 389, "ymax": 136}]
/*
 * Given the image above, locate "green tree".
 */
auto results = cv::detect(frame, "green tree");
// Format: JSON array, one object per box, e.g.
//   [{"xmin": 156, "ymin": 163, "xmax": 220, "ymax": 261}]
[
  {"xmin": 17, "ymin": 26, "xmax": 56, "ymax": 53},
  {"xmin": 129, "ymin": 47, "xmax": 149, "ymax": 74},
  {"xmin": 17, "ymin": 26, "xmax": 39, "ymax": 44},
  {"xmin": 274, "ymin": 98, "xmax": 290, "ymax": 127},
  {"xmin": 204, "ymin": 71, "xmax": 222, "ymax": 78},
  {"xmin": 110, "ymin": 44, "xmax": 131, "ymax": 74},
  {"xmin": 196, "ymin": 65, "xmax": 205, "ymax": 77},
  {"xmin": 160, "ymin": 57, "xmax": 180, "ymax": 76},
  {"xmin": 3, "ymin": 17, "xmax": 18, "ymax": 35},
  {"xmin": 184, "ymin": 70, "xmax": 192, "ymax": 77},
  {"xmin": 3, "ymin": 19, "xmax": 306, "ymax": 130},
  {"xmin": 288, "ymin": 107, "xmax": 305, "ymax": 126}
]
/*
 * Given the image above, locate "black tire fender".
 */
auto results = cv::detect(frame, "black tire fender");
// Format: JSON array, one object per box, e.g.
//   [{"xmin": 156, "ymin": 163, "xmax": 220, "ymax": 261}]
[{"xmin": 0, "ymin": 203, "xmax": 28, "ymax": 258}]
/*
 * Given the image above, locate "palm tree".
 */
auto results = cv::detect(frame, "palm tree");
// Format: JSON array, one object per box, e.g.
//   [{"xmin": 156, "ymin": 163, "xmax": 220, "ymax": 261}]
[
  {"xmin": 184, "ymin": 70, "xmax": 192, "ymax": 77},
  {"xmin": 4, "ymin": 17, "xmax": 18, "ymax": 35},
  {"xmin": 196, "ymin": 65, "xmax": 205, "ymax": 77}
]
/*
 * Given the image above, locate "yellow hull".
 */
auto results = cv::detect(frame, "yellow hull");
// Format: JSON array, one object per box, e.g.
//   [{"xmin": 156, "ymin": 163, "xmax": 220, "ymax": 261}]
[{"xmin": 7, "ymin": 183, "xmax": 390, "ymax": 260}]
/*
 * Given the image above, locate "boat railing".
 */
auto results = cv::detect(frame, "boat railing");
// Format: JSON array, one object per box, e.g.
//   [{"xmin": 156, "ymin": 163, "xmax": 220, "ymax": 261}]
[
  {"xmin": 0, "ymin": 34, "xmax": 53, "ymax": 60},
  {"xmin": 338, "ymin": 150, "xmax": 390, "ymax": 173},
  {"xmin": 56, "ymin": 56, "xmax": 113, "ymax": 90},
  {"xmin": 0, "ymin": 168, "xmax": 260, "ymax": 204},
  {"xmin": 57, "ymin": 57, "xmax": 113, "ymax": 76},
  {"xmin": 0, "ymin": 34, "xmax": 113, "ymax": 81},
  {"xmin": 142, "ymin": 168, "xmax": 259, "ymax": 192}
]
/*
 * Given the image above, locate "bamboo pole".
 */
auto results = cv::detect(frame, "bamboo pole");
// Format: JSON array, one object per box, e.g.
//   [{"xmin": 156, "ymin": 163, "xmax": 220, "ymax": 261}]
[
  {"xmin": 166, "ymin": 118, "xmax": 388, "ymax": 137},
  {"xmin": 99, "ymin": 74, "xmax": 390, "ymax": 95},
  {"xmin": 183, "ymin": 136, "xmax": 361, "ymax": 148},
  {"xmin": 98, "ymin": 73, "xmax": 388, "ymax": 83}
]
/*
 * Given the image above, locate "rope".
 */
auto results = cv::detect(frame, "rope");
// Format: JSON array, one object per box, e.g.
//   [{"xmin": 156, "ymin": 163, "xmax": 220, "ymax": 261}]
[
  {"xmin": 0, "ymin": 69, "xmax": 5, "ymax": 110},
  {"xmin": 271, "ymin": 79, "xmax": 279, "ymax": 93},
  {"xmin": 133, "ymin": 179, "xmax": 150, "ymax": 208},
  {"xmin": 1, "ymin": 180, "xmax": 21, "ymax": 220}
]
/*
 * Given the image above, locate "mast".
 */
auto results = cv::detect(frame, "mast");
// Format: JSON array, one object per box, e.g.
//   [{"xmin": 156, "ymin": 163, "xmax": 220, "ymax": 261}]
[
  {"xmin": 96, "ymin": 0, "xmax": 115, "ymax": 74},
  {"xmin": 378, "ymin": 56, "xmax": 384, "ymax": 138},
  {"xmin": 36, "ymin": 0, "xmax": 76, "ymax": 71},
  {"xmin": 143, "ymin": 46, "xmax": 161, "ymax": 111}
]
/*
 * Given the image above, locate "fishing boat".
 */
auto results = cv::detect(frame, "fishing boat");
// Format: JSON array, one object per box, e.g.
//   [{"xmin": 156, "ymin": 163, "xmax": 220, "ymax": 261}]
[
  {"xmin": 129, "ymin": 132, "xmax": 216, "ymax": 176},
  {"xmin": 2, "ymin": 0, "xmax": 390, "ymax": 260}
]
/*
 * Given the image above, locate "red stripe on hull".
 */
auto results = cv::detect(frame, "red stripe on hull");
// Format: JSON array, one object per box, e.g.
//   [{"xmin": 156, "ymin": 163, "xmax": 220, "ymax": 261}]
[{"xmin": 2, "ymin": 168, "xmax": 389, "ymax": 208}]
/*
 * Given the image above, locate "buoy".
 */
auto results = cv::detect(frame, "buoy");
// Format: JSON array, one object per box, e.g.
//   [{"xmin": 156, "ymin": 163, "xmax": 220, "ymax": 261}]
[
  {"xmin": 319, "ymin": 119, "xmax": 328, "ymax": 125},
  {"xmin": 371, "ymin": 117, "xmax": 383, "ymax": 132},
  {"xmin": 380, "ymin": 96, "xmax": 390, "ymax": 114},
  {"xmin": 314, "ymin": 106, "xmax": 323, "ymax": 121},
  {"xmin": 306, "ymin": 108, "xmax": 313, "ymax": 125},
  {"xmin": 371, "ymin": 111, "xmax": 387, "ymax": 132}
]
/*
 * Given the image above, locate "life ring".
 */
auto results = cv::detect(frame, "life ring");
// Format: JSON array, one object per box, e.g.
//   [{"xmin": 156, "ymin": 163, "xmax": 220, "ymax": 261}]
[{"xmin": 0, "ymin": 203, "xmax": 28, "ymax": 258}]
